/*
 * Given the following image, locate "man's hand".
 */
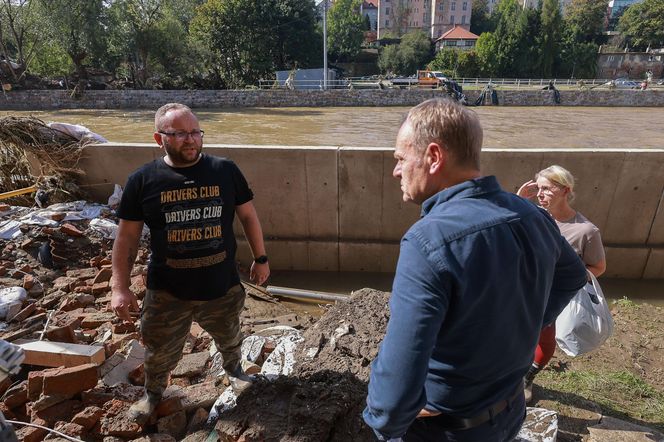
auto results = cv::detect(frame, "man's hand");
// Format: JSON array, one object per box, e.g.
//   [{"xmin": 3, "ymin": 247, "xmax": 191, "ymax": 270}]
[
  {"xmin": 250, "ymin": 262, "xmax": 270, "ymax": 285},
  {"xmin": 517, "ymin": 180, "xmax": 538, "ymax": 199},
  {"xmin": 416, "ymin": 408, "xmax": 441, "ymax": 418},
  {"xmin": 111, "ymin": 288, "xmax": 140, "ymax": 321}
]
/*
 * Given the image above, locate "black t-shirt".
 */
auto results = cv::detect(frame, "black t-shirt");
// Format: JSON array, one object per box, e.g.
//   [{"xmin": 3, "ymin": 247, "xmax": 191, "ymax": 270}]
[{"xmin": 117, "ymin": 154, "xmax": 254, "ymax": 300}]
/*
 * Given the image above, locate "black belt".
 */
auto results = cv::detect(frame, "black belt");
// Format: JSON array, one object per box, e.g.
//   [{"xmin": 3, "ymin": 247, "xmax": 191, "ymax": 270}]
[{"xmin": 426, "ymin": 385, "xmax": 524, "ymax": 431}]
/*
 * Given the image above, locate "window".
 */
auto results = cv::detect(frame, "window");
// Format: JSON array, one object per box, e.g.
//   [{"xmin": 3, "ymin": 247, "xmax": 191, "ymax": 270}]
[
  {"xmin": 463, "ymin": 1, "xmax": 467, "ymax": 10},
  {"xmin": 461, "ymin": 15, "xmax": 466, "ymax": 24},
  {"xmin": 608, "ymin": 56, "xmax": 614, "ymax": 61},
  {"xmin": 451, "ymin": 1, "xmax": 456, "ymax": 10},
  {"xmin": 386, "ymin": 7, "xmax": 390, "ymax": 14},
  {"xmin": 446, "ymin": 40, "xmax": 457, "ymax": 46},
  {"xmin": 439, "ymin": 3, "xmax": 445, "ymax": 10},
  {"xmin": 466, "ymin": 40, "xmax": 474, "ymax": 46},
  {"xmin": 385, "ymin": 19, "xmax": 390, "ymax": 26},
  {"xmin": 450, "ymin": 14, "xmax": 455, "ymax": 24}
]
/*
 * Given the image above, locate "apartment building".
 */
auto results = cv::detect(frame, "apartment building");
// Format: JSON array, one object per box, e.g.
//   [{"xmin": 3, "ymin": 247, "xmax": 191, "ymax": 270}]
[{"xmin": 377, "ymin": 0, "xmax": 473, "ymax": 39}]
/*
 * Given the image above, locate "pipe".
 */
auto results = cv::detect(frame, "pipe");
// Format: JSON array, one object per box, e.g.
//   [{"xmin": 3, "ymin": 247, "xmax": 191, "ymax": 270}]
[
  {"xmin": 0, "ymin": 184, "xmax": 38, "ymax": 201},
  {"xmin": 266, "ymin": 285, "xmax": 348, "ymax": 303}
]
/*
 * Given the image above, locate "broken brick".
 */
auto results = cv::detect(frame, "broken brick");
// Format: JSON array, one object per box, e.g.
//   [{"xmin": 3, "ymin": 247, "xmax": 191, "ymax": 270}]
[
  {"xmin": 157, "ymin": 410, "xmax": 187, "ymax": 439},
  {"xmin": 32, "ymin": 399, "xmax": 82, "ymax": 426},
  {"xmin": 93, "ymin": 267, "xmax": 113, "ymax": 285},
  {"xmin": 52, "ymin": 276, "xmax": 78, "ymax": 291},
  {"xmin": 54, "ymin": 421, "xmax": 86, "ymax": 438},
  {"xmin": 80, "ymin": 312, "xmax": 116, "ymax": 328},
  {"xmin": 3, "ymin": 380, "xmax": 28, "ymax": 409},
  {"xmin": 60, "ymin": 223, "xmax": 84, "ymax": 237},
  {"xmin": 92, "ymin": 281, "xmax": 110, "ymax": 295},
  {"xmin": 22, "ymin": 274, "xmax": 35, "ymax": 290},
  {"xmin": 15, "ymin": 416, "xmax": 48, "ymax": 442},
  {"xmin": 8, "ymin": 302, "xmax": 37, "ymax": 323},
  {"xmin": 27, "ymin": 370, "xmax": 46, "ymax": 401},
  {"xmin": 40, "ymin": 363, "xmax": 99, "ymax": 397},
  {"xmin": 72, "ymin": 405, "xmax": 104, "ymax": 430},
  {"xmin": 97, "ymin": 399, "xmax": 143, "ymax": 438},
  {"xmin": 50, "ymin": 212, "xmax": 66, "ymax": 222},
  {"xmin": 66, "ymin": 268, "xmax": 98, "ymax": 280},
  {"xmin": 155, "ymin": 395, "xmax": 183, "ymax": 418},
  {"xmin": 0, "ymin": 203, "xmax": 9, "ymax": 211}
]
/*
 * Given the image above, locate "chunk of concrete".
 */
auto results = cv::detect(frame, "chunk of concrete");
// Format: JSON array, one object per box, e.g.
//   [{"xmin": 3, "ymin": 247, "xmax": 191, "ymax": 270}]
[
  {"xmin": 101, "ymin": 339, "xmax": 145, "ymax": 387},
  {"xmin": 516, "ymin": 407, "xmax": 558, "ymax": 442},
  {"xmin": 588, "ymin": 416, "xmax": 664, "ymax": 441},
  {"xmin": 171, "ymin": 351, "xmax": 209, "ymax": 378}
]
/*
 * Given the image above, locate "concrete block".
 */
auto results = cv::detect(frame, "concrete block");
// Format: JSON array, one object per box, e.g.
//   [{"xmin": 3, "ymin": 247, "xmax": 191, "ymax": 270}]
[
  {"xmin": 588, "ymin": 415, "xmax": 664, "ymax": 441},
  {"xmin": 339, "ymin": 242, "xmax": 400, "ymax": 272},
  {"xmin": 603, "ymin": 152, "xmax": 664, "ymax": 244},
  {"xmin": 237, "ymin": 239, "xmax": 339, "ymax": 271},
  {"xmin": 604, "ymin": 247, "xmax": 649, "ymax": 279},
  {"xmin": 211, "ymin": 146, "xmax": 338, "ymax": 239},
  {"xmin": 172, "ymin": 351, "xmax": 209, "ymax": 378},
  {"xmin": 643, "ymin": 248, "xmax": 664, "ymax": 279},
  {"xmin": 647, "ymin": 190, "xmax": 664, "ymax": 245},
  {"xmin": 378, "ymin": 149, "xmax": 420, "ymax": 239},
  {"xmin": 481, "ymin": 150, "xmax": 545, "ymax": 195}
]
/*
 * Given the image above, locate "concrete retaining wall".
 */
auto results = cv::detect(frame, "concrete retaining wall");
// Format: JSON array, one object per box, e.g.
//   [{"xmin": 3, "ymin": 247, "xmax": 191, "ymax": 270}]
[
  {"xmin": 2, "ymin": 89, "xmax": 664, "ymax": 109},
  {"xmin": 79, "ymin": 144, "xmax": 664, "ymax": 279}
]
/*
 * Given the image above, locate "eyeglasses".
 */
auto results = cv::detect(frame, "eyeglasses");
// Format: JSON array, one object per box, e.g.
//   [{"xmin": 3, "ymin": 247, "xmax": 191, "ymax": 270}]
[
  {"xmin": 537, "ymin": 185, "xmax": 562, "ymax": 195},
  {"xmin": 158, "ymin": 130, "xmax": 204, "ymax": 140}
]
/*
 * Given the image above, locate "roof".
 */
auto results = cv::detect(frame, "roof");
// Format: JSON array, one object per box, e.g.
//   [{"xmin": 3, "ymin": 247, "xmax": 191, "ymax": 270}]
[
  {"xmin": 436, "ymin": 25, "xmax": 480, "ymax": 42},
  {"xmin": 362, "ymin": 0, "xmax": 378, "ymax": 7}
]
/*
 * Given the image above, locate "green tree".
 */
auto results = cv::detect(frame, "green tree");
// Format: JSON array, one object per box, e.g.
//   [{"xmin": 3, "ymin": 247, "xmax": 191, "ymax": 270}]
[
  {"xmin": 428, "ymin": 48, "xmax": 480, "ymax": 77},
  {"xmin": 618, "ymin": 0, "xmax": 664, "ymax": 50},
  {"xmin": 327, "ymin": 0, "xmax": 364, "ymax": 61},
  {"xmin": 191, "ymin": 0, "xmax": 320, "ymax": 88},
  {"xmin": 470, "ymin": 0, "xmax": 494, "ymax": 35},
  {"xmin": 377, "ymin": 30, "xmax": 432, "ymax": 75},
  {"xmin": 0, "ymin": 0, "xmax": 41, "ymax": 82},
  {"xmin": 38, "ymin": 0, "xmax": 108, "ymax": 83},
  {"xmin": 564, "ymin": 0, "xmax": 608, "ymax": 44},
  {"xmin": 539, "ymin": 0, "xmax": 561, "ymax": 77},
  {"xmin": 476, "ymin": 0, "xmax": 524, "ymax": 76}
]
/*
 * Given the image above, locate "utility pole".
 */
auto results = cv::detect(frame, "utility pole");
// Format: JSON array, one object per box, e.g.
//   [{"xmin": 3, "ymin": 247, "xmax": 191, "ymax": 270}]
[{"xmin": 323, "ymin": 0, "xmax": 328, "ymax": 90}]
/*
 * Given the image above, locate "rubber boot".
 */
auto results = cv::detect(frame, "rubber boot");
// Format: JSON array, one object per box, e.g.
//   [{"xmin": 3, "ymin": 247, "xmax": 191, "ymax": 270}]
[
  {"xmin": 128, "ymin": 390, "xmax": 162, "ymax": 423},
  {"xmin": 524, "ymin": 364, "xmax": 541, "ymax": 404}
]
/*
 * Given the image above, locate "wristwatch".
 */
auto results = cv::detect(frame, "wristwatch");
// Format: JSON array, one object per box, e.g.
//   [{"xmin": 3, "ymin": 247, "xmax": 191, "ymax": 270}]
[{"xmin": 254, "ymin": 255, "xmax": 268, "ymax": 264}]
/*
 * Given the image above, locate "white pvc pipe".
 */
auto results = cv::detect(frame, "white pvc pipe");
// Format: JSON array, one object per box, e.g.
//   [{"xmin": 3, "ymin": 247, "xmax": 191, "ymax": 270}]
[{"xmin": 266, "ymin": 285, "xmax": 348, "ymax": 303}]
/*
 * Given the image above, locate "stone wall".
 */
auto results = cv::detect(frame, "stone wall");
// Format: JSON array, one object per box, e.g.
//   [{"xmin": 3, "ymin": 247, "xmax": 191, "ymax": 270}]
[
  {"xmin": 79, "ymin": 144, "xmax": 664, "ymax": 279},
  {"xmin": 1, "ymin": 88, "xmax": 664, "ymax": 109}
]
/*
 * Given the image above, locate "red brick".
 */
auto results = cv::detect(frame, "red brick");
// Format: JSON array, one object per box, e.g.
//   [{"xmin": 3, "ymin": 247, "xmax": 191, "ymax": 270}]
[
  {"xmin": 41, "ymin": 363, "xmax": 99, "ymax": 397},
  {"xmin": 130, "ymin": 275, "xmax": 146, "ymax": 298},
  {"xmin": 32, "ymin": 399, "xmax": 82, "ymax": 426},
  {"xmin": 27, "ymin": 370, "xmax": 46, "ymax": 401},
  {"xmin": 75, "ymin": 284, "xmax": 94, "ymax": 294},
  {"xmin": 155, "ymin": 395, "xmax": 182, "ymax": 418},
  {"xmin": 112, "ymin": 322, "xmax": 136, "ymax": 334},
  {"xmin": 3, "ymin": 380, "xmax": 28, "ymax": 409},
  {"xmin": 128, "ymin": 364, "xmax": 145, "ymax": 386},
  {"xmin": 93, "ymin": 267, "xmax": 113, "ymax": 284},
  {"xmin": 80, "ymin": 312, "xmax": 115, "ymax": 328},
  {"xmin": 54, "ymin": 421, "xmax": 86, "ymax": 438},
  {"xmin": 46, "ymin": 316, "xmax": 81, "ymax": 343},
  {"xmin": 99, "ymin": 258, "xmax": 112, "ymax": 266},
  {"xmin": 52, "ymin": 276, "xmax": 78, "ymax": 291},
  {"xmin": 98, "ymin": 399, "xmax": 143, "ymax": 438},
  {"xmin": 50, "ymin": 212, "xmax": 66, "ymax": 221},
  {"xmin": 157, "ymin": 410, "xmax": 187, "ymax": 439},
  {"xmin": 8, "ymin": 301, "xmax": 36, "ymax": 323},
  {"xmin": 0, "ymin": 402, "xmax": 15, "ymax": 419},
  {"xmin": 15, "ymin": 417, "xmax": 48, "ymax": 442},
  {"xmin": 60, "ymin": 223, "xmax": 84, "ymax": 237},
  {"xmin": 92, "ymin": 281, "xmax": 110, "ymax": 295},
  {"xmin": 72, "ymin": 405, "xmax": 104, "ymax": 430},
  {"xmin": 22, "ymin": 273, "xmax": 35, "ymax": 290},
  {"xmin": 0, "ymin": 203, "xmax": 9, "ymax": 211}
]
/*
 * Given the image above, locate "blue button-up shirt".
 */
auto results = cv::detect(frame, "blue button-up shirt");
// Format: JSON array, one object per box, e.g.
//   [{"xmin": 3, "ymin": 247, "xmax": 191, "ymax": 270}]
[{"xmin": 363, "ymin": 176, "xmax": 587, "ymax": 439}]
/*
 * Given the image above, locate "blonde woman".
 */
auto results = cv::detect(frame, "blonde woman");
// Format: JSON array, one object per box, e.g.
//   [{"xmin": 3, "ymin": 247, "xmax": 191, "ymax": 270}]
[{"xmin": 517, "ymin": 165, "xmax": 606, "ymax": 402}]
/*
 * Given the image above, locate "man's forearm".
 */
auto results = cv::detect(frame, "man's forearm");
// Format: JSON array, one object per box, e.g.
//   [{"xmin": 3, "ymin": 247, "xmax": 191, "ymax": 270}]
[
  {"xmin": 112, "ymin": 236, "xmax": 139, "ymax": 290},
  {"xmin": 241, "ymin": 215, "xmax": 266, "ymax": 258}
]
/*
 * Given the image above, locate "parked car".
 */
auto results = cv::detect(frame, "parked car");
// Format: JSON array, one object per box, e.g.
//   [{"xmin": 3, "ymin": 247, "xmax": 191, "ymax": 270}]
[{"xmin": 609, "ymin": 78, "xmax": 639, "ymax": 89}]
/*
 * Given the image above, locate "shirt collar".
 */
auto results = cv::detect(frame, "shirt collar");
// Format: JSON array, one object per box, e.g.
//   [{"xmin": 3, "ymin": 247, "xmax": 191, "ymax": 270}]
[{"xmin": 421, "ymin": 175, "xmax": 501, "ymax": 217}]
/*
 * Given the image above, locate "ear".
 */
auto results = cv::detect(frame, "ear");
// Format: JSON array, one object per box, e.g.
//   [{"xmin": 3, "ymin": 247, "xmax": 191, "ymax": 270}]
[
  {"xmin": 425, "ymin": 142, "xmax": 446, "ymax": 174},
  {"xmin": 153, "ymin": 132, "xmax": 164, "ymax": 147}
]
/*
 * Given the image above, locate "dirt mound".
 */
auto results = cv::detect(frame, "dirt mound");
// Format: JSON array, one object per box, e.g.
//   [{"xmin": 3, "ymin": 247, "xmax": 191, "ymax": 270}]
[{"xmin": 215, "ymin": 288, "xmax": 390, "ymax": 441}]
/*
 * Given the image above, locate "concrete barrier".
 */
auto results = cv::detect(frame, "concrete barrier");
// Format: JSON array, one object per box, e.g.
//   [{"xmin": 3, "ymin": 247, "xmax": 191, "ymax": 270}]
[{"xmin": 79, "ymin": 144, "xmax": 664, "ymax": 279}]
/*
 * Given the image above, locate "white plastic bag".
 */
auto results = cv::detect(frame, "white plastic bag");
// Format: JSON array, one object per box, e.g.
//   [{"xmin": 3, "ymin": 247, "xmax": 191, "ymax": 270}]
[{"xmin": 555, "ymin": 273, "xmax": 613, "ymax": 357}]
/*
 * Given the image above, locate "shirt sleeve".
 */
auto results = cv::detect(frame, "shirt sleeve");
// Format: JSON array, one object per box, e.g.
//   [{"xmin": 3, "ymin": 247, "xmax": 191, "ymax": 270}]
[
  {"xmin": 363, "ymin": 234, "xmax": 450, "ymax": 439},
  {"xmin": 542, "ymin": 234, "xmax": 588, "ymax": 326},
  {"xmin": 229, "ymin": 161, "xmax": 254, "ymax": 206},
  {"xmin": 581, "ymin": 226, "xmax": 605, "ymax": 266},
  {"xmin": 116, "ymin": 172, "xmax": 144, "ymax": 221}
]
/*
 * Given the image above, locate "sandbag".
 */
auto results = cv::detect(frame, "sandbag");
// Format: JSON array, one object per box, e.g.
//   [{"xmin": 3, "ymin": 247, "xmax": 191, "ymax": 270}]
[{"xmin": 555, "ymin": 273, "xmax": 613, "ymax": 357}]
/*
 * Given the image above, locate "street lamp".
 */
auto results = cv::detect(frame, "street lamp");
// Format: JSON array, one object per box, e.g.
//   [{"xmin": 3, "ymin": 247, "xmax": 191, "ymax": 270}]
[{"xmin": 322, "ymin": 0, "xmax": 328, "ymax": 90}]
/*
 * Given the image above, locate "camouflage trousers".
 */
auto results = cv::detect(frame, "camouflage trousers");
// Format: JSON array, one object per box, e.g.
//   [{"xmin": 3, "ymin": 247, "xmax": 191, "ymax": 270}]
[{"xmin": 140, "ymin": 284, "xmax": 246, "ymax": 396}]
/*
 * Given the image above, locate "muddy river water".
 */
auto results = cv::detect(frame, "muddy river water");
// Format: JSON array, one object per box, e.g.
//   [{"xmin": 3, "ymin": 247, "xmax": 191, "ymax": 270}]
[{"xmin": 3, "ymin": 106, "xmax": 664, "ymax": 148}]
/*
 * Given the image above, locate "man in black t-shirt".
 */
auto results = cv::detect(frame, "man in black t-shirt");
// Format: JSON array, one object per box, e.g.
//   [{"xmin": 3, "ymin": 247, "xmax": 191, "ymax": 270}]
[{"xmin": 111, "ymin": 103, "xmax": 270, "ymax": 423}]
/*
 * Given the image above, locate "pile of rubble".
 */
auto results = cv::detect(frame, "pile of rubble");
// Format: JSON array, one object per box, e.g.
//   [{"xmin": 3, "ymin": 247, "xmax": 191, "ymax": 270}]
[{"xmin": 0, "ymin": 200, "xmax": 312, "ymax": 441}]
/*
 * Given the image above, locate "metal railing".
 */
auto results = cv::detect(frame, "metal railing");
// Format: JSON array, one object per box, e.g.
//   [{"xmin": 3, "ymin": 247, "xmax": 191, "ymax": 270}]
[{"xmin": 258, "ymin": 77, "xmax": 662, "ymax": 90}]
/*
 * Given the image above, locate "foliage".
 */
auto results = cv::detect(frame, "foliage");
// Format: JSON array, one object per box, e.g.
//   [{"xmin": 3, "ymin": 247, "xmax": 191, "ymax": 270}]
[
  {"xmin": 618, "ymin": 0, "xmax": 664, "ymax": 51},
  {"xmin": 563, "ymin": 0, "xmax": 609, "ymax": 44},
  {"xmin": 470, "ymin": 0, "xmax": 494, "ymax": 35},
  {"xmin": 190, "ymin": 0, "xmax": 320, "ymax": 88},
  {"xmin": 428, "ymin": 48, "xmax": 480, "ymax": 78},
  {"xmin": 377, "ymin": 30, "xmax": 432, "ymax": 75},
  {"xmin": 37, "ymin": 0, "xmax": 108, "ymax": 78},
  {"xmin": 539, "ymin": 0, "xmax": 561, "ymax": 77},
  {"xmin": 327, "ymin": 0, "xmax": 365, "ymax": 61},
  {"xmin": 0, "ymin": 0, "xmax": 41, "ymax": 80}
]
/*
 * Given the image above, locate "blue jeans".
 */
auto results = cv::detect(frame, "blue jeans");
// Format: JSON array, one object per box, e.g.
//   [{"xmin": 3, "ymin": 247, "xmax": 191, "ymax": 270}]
[{"xmin": 402, "ymin": 393, "xmax": 526, "ymax": 442}]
